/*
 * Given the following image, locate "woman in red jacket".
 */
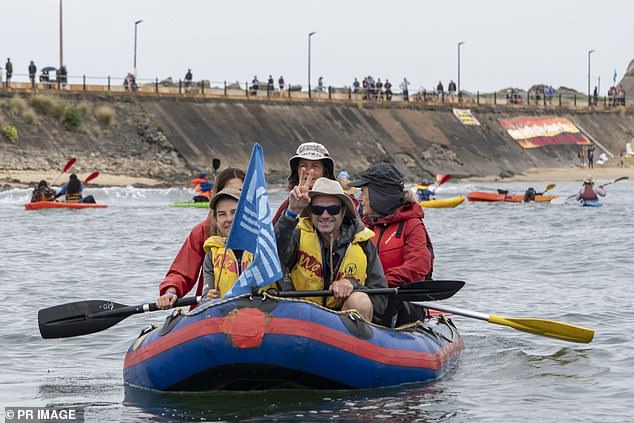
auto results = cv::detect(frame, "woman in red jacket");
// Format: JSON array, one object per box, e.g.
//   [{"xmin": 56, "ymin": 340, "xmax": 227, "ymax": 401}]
[
  {"xmin": 156, "ymin": 167, "xmax": 245, "ymax": 309},
  {"xmin": 349, "ymin": 162, "xmax": 434, "ymax": 326}
]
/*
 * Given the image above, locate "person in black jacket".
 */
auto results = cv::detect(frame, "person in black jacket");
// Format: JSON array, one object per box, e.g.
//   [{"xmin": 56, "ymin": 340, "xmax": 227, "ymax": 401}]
[{"xmin": 28, "ymin": 61, "xmax": 37, "ymax": 88}]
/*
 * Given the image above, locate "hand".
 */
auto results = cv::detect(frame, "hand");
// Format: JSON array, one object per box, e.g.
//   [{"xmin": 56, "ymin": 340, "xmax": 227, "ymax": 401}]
[
  {"xmin": 288, "ymin": 167, "xmax": 313, "ymax": 213},
  {"xmin": 156, "ymin": 291, "xmax": 177, "ymax": 310},
  {"xmin": 330, "ymin": 278, "xmax": 354, "ymax": 299},
  {"xmin": 206, "ymin": 288, "xmax": 221, "ymax": 300}
]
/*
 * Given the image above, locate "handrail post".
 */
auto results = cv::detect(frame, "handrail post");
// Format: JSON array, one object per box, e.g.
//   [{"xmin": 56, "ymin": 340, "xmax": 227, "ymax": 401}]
[
  {"xmin": 155, "ymin": 78, "xmax": 159, "ymax": 94},
  {"xmin": 82, "ymin": 75, "xmax": 86, "ymax": 91},
  {"xmin": 107, "ymin": 76, "xmax": 111, "ymax": 92},
  {"xmin": 224, "ymin": 80, "xmax": 227, "ymax": 96},
  {"xmin": 179, "ymin": 79, "xmax": 182, "ymax": 95},
  {"xmin": 493, "ymin": 91, "xmax": 496, "ymax": 105},
  {"xmin": 201, "ymin": 80, "xmax": 204, "ymax": 96}
]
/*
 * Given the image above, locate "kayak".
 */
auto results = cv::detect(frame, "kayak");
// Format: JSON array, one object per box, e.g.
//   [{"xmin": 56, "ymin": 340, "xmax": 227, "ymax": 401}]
[
  {"xmin": 467, "ymin": 191, "xmax": 559, "ymax": 203},
  {"xmin": 24, "ymin": 201, "xmax": 108, "ymax": 210},
  {"xmin": 579, "ymin": 199, "xmax": 602, "ymax": 207},
  {"xmin": 420, "ymin": 195, "xmax": 465, "ymax": 208},
  {"xmin": 123, "ymin": 294, "xmax": 463, "ymax": 391},
  {"xmin": 170, "ymin": 201, "xmax": 209, "ymax": 208}
]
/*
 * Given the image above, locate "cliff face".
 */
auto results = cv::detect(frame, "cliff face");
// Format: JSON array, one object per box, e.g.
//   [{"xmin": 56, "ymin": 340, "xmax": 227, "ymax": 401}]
[{"xmin": 1, "ymin": 92, "xmax": 632, "ymax": 184}]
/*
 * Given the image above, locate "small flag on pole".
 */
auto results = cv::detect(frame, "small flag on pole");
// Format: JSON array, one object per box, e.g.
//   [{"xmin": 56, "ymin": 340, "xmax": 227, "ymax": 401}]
[
  {"xmin": 613, "ymin": 69, "xmax": 617, "ymax": 84},
  {"xmin": 224, "ymin": 143, "xmax": 283, "ymax": 297}
]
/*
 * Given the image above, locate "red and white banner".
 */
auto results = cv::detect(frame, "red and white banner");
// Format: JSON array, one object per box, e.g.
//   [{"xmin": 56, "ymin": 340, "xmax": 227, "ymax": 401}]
[{"xmin": 498, "ymin": 116, "xmax": 592, "ymax": 149}]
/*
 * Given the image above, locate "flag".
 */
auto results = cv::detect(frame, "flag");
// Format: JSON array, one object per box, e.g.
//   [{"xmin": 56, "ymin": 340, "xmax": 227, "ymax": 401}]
[
  {"xmin": 613, "ymin": 69, "xmax": 617, "ymax": 84},
  {"xmin": 223, "ymin": 143, "xmax": 283, "ymax": 297}
]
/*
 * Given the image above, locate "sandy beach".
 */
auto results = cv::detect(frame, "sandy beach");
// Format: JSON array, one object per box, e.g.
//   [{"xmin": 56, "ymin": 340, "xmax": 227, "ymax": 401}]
[
  {"xmin": 0, "ymin": 170, "xmax": 166, "ymax": 189},
  {"xmin": 1, "ymin": 165, "xmax": 633, "ymax": 190}
]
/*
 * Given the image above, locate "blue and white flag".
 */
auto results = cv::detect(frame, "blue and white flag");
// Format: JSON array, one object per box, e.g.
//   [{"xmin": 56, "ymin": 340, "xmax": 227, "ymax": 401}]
[
  {"xmin": 613, "ymin": 69, "xmax": 618, "ymax": 84},
  {"xmin": 224, "ymin": 143, "xmax": 283, "ymax": 297}
]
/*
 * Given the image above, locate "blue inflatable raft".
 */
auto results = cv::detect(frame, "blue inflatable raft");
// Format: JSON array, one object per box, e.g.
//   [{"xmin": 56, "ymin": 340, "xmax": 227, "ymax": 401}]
[{"xmin": 123, "ymin": 294, "xmax": 463, "ymax": 391}]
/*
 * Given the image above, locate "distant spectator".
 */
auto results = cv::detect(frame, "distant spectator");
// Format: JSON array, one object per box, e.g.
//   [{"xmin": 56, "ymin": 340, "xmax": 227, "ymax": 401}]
[
  {"xmin": 28, "ymin": 61, "xmax": 37, "ymax": 88},
  {"xmin": 5, "ymin": 58, "xmax": 12, "ymax": 87},
  {"xmin": 184, "ymin": 69, "xmax": 193, "ymax": 91},
  {"xmin": 124, "ymin": 72, "xmax": 137, "ymax": 91},
  {"xmin": 400, "ymin": 77, "xmax": 410, "ymax": 102},
  {"xmin": 436, "ymin": 80, "xmax": 444, "ymax": 100},
  {"xmin": 317, "ymin": 76, "xmax": 324, "ymax": 92},
  {"xmin": 619, "ymin": 151, "xmax": 624, "ymax": 168},
  {"xmin": 593, "ymin": 86, "xmax": 598, "ymax": 106},
  {"xmin": 58, "ymin": 65, "xmax": 68, "ymax": 86},
  {"xmin": 278, "ymin": 75, "xmax": 285, "ymax": 91},
  {"xmin": 587, "ymin": 145, "xmax": 595, "ymax": 169},
  {"xmin": 251, "ymin": 75, "xmax": 259, "ymax": 95},
  {"xmin": 577, "ymin": 146, "xmax": 585, "ymax": 167},
  {"xmin": 267, "ymin": 74, "xmax": 274, "ymax": 95},
  {"xmin": 352, "ymin": 77, "xmax": 360, "ymax": 94},
  {"xmin": 384, "ymin": 79, "xmax": 392, "ymax": 101},
  {"xmin": 376, "ymin": 78, "xmax": 384, "ymax": 100},
  {"xmin": 448, "ymin": 80, "xmax": 456, "ymax": 94}
]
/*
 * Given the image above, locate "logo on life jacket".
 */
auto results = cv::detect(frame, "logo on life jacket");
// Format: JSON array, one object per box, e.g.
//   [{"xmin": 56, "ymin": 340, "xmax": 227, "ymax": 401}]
[
  {"xmin": 213, "ymin": 253, "xmax": 238, "ymax": 273},
  {"xmin": 343, "ymin": 263, "xmax": 357, "ymax": 275},
  {"xmin": 296, "ymin": 251, "xmax": 323, "ymax": 278}
]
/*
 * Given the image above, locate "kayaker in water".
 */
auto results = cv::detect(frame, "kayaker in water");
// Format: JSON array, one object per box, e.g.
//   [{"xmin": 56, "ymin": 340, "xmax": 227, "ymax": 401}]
[
  {"xmin": 575, "ymin": 176, "xmax": 606, "ymax": 202},
  {"xmin": 192, "ymin": 181, "xmax": 213, "ymax": 203},
  {"xmin": 274, "ymin": 174, "xmax": 387, "ymax": 322},
  {"xmin": 191, "ymin": 172, "xmax": 209, "ymax": 196},
  {"xmin": 416, "ymin": 179, "xmax": 435, "ymax": 201},
  {"xmin": 272, "ymin": 142, "xmax": 337, "ymax": 224},
  {"xmin": 30, "ymin": 180, "xmax": 57, "ymax": 202},
  {"xmin": 156, "ymin": 167, "xmax": 245, "ymax": 310},
  {"xmin": 54, "ymin": 174, "xmax": 96, "ymax": 203},
  {"xmin": 349, "ymin": 162, "xmax": 434, "ymax": 326}
]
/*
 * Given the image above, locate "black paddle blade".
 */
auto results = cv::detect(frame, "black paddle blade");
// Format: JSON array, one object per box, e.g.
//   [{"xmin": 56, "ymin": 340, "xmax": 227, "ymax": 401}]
[
  {"xmin": 397, "ymin": 280, "xmax": 465, "ymax": 301},
  {"xmin": 38, "ymin": 300, "xmax": 129, "ymax": 339},
  {"xmin": 212, "ymin": 158, "xmax": 221, "ymax": 171}
]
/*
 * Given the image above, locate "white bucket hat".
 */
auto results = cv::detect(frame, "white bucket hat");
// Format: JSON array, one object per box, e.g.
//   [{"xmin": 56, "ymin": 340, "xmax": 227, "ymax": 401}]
[
  {"xmin": 308, "ymin": 177, "xmax": 355, "ymax": 219},
  {"xmin": 288, "ymin": 142, "xmax": 335, "ymax": 177}
]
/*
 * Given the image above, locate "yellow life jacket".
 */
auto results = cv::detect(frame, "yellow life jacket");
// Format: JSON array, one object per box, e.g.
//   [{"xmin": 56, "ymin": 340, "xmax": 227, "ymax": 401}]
[
  {"xmin": 65, "ymin": 192, "xmax": 82, "ymax": 203},
  {"xmin": 289, "ymin": 217, "xmax": 373, "ymax": 309},
  {"xmin": 203, "ymin": 236, "xmax": 255, "ymax": 297}
]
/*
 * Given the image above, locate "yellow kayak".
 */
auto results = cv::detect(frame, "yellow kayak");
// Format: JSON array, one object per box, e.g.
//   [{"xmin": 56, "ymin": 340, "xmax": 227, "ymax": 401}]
[{"xmin": 419, "ymin": 195, "xmax": 465, "ymax": 209}]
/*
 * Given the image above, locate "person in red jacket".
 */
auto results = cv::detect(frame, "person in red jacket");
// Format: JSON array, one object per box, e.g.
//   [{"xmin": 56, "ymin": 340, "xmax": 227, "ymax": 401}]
[
  {"xmin": 348, "ymin": 162, "xmax": 434, "ymax": 326},
  {"xmin": 156, "ymin": 167, "xmax": 245, "ymax": 309},
  {"xmin": 272, "ymin": 142, "xmax": 336, "ymax": 224}
]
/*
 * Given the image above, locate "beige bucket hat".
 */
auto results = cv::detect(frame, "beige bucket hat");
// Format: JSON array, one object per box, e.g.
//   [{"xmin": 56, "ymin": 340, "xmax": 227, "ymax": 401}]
[{"xmin": 308, "ymin": 177, "xmax": 355, "ymax": 219}]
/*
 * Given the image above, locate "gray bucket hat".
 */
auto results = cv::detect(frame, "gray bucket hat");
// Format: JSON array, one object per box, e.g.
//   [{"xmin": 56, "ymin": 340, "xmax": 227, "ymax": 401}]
[{"xmin": 288, "ymin": 142, "xmax": 335, "ymax": 177}]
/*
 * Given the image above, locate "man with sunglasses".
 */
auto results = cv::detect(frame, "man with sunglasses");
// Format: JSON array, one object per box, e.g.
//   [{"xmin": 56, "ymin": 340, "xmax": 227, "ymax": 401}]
[{"xmin": 274, "ymin": 177, "xmax": 387, "ymax": 322}]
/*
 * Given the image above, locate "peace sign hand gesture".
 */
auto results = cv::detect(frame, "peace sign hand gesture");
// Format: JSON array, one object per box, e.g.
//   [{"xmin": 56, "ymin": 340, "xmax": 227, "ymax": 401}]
[{"xmin": 288, "ymin": 167, "xmax": 313, "ymax": 214}]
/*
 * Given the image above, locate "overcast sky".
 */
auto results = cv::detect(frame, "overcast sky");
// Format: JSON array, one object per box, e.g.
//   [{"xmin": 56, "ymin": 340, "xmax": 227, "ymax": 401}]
[{"xmin": 2, "ymin": 0, "xmax": 632, "ymax": 94}]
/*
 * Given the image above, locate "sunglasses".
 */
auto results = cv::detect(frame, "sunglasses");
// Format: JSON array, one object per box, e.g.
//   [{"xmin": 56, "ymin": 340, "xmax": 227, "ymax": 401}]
[{"xmin": 310, "ymin": 204, "xmax": 342, "ymax": 216}]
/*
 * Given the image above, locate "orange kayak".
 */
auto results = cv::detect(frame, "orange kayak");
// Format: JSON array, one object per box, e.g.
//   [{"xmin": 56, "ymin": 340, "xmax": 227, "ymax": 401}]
[
  {"xmin": 467, "ymin": 191, "xmax": 559, "ymax": 203},
  {"xmin": 24, "ymin": 201, "xmax": 108, "ymax": 210}
]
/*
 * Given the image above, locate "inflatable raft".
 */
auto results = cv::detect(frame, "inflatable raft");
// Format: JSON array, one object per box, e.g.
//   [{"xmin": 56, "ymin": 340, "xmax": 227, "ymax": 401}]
[
  {"xmin": 123, "ymin": 294, "xmax": 463, "ymax": 391},
  {"xmin": 467, "ymin": 191, "xmax": 559, "ymax": 203},
  {"xmin": 419, "ymin": 195, "xmax": 465, "ymax": 209},
  {"xmin": 579, "ymin": 199, "xmax": 602, "ymax": 207},
  {"xmin": 24, "ymin": 201, "xmax": 108, "ymax": 210}
]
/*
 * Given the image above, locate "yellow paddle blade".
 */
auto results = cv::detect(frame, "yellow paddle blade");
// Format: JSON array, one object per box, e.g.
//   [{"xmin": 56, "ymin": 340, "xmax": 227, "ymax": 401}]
[
  {"xmin": 488, "ymin": 314, "xmax": 594, "ymax": 343},
  {"xmin": 544, "ymin": 183, "xmax": 556, "ymax": 193}
]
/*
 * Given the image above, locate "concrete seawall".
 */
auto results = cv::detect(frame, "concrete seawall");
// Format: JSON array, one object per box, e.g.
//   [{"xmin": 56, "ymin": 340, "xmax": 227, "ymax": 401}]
[{"xmin": 1, "ymin": 93, "xmax": 632, "ymax": 185}]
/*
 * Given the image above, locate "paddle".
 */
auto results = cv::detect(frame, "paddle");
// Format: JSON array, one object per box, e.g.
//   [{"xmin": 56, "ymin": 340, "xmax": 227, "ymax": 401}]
[
  {"xmin": 84, "ymin": 171, "xmax": 100, "ymax": 184},
  {"xmin": 212, "ymin": 158, "xmax": 221, "ymax": 178},
  {"xmin": 268, "ymin": 280, "xmax": 465, "ymax": 302},
  {"xmin": 436, "ymin": 174, "xmax": 452, "ymax": 186},
  {"xmin": 552, "ymin": 176, "xmax": 629, "ymax": 204},
  {"xmin": 541, "ymin": 183, "xmax": 556, "ymax": 194},
  {"xmin": 51, "ymin": 157, "xmax": 76, "ymax": 185},
  {"xmin": 415, "ymin": 302, "xmax": 594, "ymax": 343},
  {"xmin": 38, "ymin": 296, "xmax": 202, "ymax": 339}
]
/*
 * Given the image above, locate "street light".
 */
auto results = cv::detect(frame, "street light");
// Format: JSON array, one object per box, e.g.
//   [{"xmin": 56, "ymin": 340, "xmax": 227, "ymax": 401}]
[
  {"xmin": 308, "ymin": 31, "xmax": 316, "ymax": 99},
  {"xmin": 59, "ymin": 0, "xmax": 64, "ymax": 71},
  {"xmin": 134, "ymin": 19, "xmax": 143, "ymax": 76},
  {"xmin": 587, "ymin": 49, "xmax": 595, "ymax": 106},
  {"xmin": 457, "ymin": 41, "xmax": 465, "ymax": 98}
]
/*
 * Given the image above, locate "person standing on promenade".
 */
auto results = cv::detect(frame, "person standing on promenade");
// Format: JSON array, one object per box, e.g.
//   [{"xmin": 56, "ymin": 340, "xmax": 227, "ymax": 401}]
[
  {"xmin": 28, "ymin": 61, "xmax": 37, "ymax": 89},
  {"xmin": 588, "ymin": 145, "xmax": 595, "ymax": 169},
  {"xmin": 5, "ymin": 58, "xmax": 13, "ymax": 87},
  {"xmin": 400, "ymin": 77, "xmax": 410, "ymax": 102},
  {"xmin": 184, "ymin": 69, "xmax": 193, "ymax": 91},
  {"xmin": 278, "ymin": 75, "xmax": 285, "ymax": 92}
]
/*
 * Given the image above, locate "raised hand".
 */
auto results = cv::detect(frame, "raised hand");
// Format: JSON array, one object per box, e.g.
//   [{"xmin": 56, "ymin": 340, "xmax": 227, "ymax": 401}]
[{"xmin": 288, "ymin": 167, "xmax": 313, "ymax": 214}]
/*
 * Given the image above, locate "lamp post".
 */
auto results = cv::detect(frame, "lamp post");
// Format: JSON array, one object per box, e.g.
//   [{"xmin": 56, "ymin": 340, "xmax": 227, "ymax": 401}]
[
  {"xmin": 457, "ymin": 41, "xmax": 465, "ymax": 98},
  {"xmin": 134, "ymin": 19, "xmax": 143, "ymax": 76},
  {"xmin": 587, "ymin": 49, "xmax": 595, "ymax": 106},
  {"xmin": 308, "ymin": 31, "xmax": 316, "ymax": 99},
  {"xmin": 59, "ymin": 0, "xmax": 64, "ymax": 71}
]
